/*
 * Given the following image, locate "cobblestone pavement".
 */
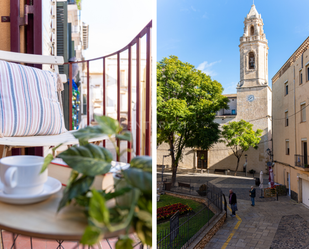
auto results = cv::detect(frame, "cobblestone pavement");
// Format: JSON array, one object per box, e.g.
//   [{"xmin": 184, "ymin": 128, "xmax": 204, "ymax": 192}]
[
  {"xmin": 157, "ymin": 171, "xmax": 309, "ymax": 249},
  {"xmin": 270, "ymin": 214, "xmax": 309, "ymax": 249}
]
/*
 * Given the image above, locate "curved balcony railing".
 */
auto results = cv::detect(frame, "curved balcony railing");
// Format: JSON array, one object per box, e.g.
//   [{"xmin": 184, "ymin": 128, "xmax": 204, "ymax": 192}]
[
  {"xmin": 295, "ymin": 154, "xmax": 309, "ymax": 169},
  {"xmin": 65, "ymin": 21, "xmax": 152, "ymax": 161}
]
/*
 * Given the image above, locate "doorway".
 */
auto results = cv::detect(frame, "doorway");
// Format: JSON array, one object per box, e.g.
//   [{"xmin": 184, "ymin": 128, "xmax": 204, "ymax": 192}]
[
  {"xmin": 302, "ymin": 180, "xmax": 309, "ymax": 207},
  {"xmin": 197, "ymin": 150, "xmax": 208, "ymax": 169}
]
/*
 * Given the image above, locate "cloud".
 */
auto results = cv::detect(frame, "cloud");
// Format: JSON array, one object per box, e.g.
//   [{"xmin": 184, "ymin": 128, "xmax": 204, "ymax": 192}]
[
  {"xmin": 202, "ymin": 12, "xmax": 208, "ymax": 19},
  {"xmin": 191, "ymin": 6, "xmax": 196, "ymax": 12},
  {"xmin": 197, "ymin": 60, "xmax": 221, "ymax": 76}
]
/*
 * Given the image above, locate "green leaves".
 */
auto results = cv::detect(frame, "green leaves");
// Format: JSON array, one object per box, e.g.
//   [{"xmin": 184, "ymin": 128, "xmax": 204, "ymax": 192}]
[
  {"xmin": 122, "ymin": 168, "xmax": 152, "ymax": 196},
  {"xmin": 95, "ymin": 115, "xmax": 122, "ymax": 135},
  {"xmin": 221, "ymin": 119, "xmax": 262, "ymax": 153},
  {"xmin": 72, "ymin": 115, "xmax": 132, "ymax": 145},
  {"xmin": 134, "ymin": 210, "xmax": 152, "ymax": 246},
  {"xmin": 58, "ymin": 175, "xmax": 94, "ymax": 211},
  {"xmin": 221, "ymin": 119, "xmax": 263, "ymax": 172},
  {"xmin": 157, "ymin": 55, "xmax": 229, "ymax": 185},
  {"xmin": 135, "ymin": 220, "xmax": 152, "ymax": 246},
  {"xmin": 72, "ymin": 126, "xmax": 108, "ymax": 144},
  {"xmin": 57, "ymin": 144, "xmax": 112, "ymax": 176},
  {"xmin": 80, "ymin": 226, "xmax": 102, "ymax": 245},
  {"xmin": 115, "ymin": 235, "xmax": 134, "ymax": 249},
  {"xmin": 41, "ymin": 154, "xmax": 53, "ymax": 173},
  {"xmin": 42, "ymin": 113, "xmax": 151, "ymax": 247},
  {"xmin": 129, "ymin": 156, "xmax": 152, "ymax": 172},
  {"xmin": 89, "ymin": 189, "xmax": 110, "ymax": 227},
  {"xmin": 115, "ymin": 130, "xmax": 132, "ymax": 142}
]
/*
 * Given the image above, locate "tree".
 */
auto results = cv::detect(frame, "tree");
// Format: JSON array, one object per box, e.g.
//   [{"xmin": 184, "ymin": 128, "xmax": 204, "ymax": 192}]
[
  {"xmin": 157, "ymin": 56, "xmax": 229, "ymax": 186},
  {"xmin": 220, "ymin": 119, "xmax": 262, "ymax": 175}
]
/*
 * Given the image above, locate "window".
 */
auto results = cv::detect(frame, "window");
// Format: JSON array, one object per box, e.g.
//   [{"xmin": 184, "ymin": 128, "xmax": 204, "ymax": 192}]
[
  {"xmin": 249, "ymin": 52, "xmax": 255, "ymax": 69},
  {"xmin": 307, "ymin": 66, "xmax": 309, "ymax": 81},
  {"xmin": 285, "ymin": 111, "xmax": 288, "ymax": 127},
  {"xmin": 300, "ymin": 72, "xmax": 303, "ymax": 85},
  {"xmin": 286, "ymin": 140, "xmax": 289, "ymax": 155},
  {"xmin": 231, "ymin": 109, "xmax": 236, "ymax": 115},
  {"xmin": 250, "ymin": 26, "xmax": 254, "ymax": 36},
  {"xmin": 285, "ymin": 82, "xmax": 288, "ymax": 95},
  {"xmin": 302, "ymin": 140, "xmax": 308, "ymax": 165},
  {"xmin": 301, "ymin": 103, "xmax": 306, "ymax": 122}
]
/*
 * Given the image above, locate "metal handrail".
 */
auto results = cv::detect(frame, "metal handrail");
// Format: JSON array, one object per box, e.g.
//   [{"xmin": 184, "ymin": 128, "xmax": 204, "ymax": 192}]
[
  {"xmin": 295, "ymin": 154, "xmax": 309, "ymax": 168},
  {"xmin": 65, "ymin": 21, "xmax": 152, "ymax": 160}
]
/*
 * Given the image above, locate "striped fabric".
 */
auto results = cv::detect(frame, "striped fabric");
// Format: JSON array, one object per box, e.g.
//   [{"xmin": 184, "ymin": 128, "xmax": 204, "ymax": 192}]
[{"xmin": 0, "ymin": 60, "xmax": 67, "ymax": 137}]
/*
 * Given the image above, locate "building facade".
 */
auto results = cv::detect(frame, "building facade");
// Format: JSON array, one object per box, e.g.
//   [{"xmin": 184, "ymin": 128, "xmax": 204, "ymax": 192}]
[
  {"xmin": 157, "ymin": 4, "xmax": 272, "ymax": 174},
  {"xmin": 272, "ymin": 37, "xmax": 309, "ymax": 205},
  {"xmin": 84, "ymin": 55, "xmax": 148, "ymax": 156}
]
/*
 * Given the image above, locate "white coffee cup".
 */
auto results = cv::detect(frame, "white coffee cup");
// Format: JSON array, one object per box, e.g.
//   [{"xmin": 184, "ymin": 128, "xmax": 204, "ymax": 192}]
[{"xmin": 0, "ymin": 156, "xmax": 48, "ymax": 196}]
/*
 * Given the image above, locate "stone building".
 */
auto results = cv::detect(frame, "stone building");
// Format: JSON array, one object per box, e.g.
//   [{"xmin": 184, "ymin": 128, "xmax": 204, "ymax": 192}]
[
  {"xmin": 272, "ymin": 36, "xmax": 309, "ymax": 205},
  {"xmin": 157, "ymin": 4, "xmax": 272, "ymax": 174}
]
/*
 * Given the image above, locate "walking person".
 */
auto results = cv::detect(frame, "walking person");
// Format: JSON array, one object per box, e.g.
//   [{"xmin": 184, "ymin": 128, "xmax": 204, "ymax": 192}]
[
  {"xmin": 249, "ymin": 186, "xmax": 256, "ymax": 206},
  {"xmin": 229, "ymin": 189, "xmax": 237, "ymax": 217}
]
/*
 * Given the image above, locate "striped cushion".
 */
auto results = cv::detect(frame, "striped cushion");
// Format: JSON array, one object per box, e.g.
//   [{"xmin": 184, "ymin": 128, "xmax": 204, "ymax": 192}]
[{"xmin": 0, "ymin": 60, "xmax": 67, "ymax": 137}]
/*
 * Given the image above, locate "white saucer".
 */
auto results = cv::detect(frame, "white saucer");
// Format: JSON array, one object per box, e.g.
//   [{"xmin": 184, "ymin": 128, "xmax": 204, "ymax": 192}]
[
  {"xmin": 109, "ymin": 161, "xmax": 130, "ymax": 173},
  {"xmin": 0, "ymin": 177, "xmax": 62, "ymax": 205}
]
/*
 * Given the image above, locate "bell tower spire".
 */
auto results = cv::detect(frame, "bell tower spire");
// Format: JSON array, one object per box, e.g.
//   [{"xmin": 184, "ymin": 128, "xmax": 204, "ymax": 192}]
[{"xmin": 238, "ymin": 4, "xmax": 268, "ymax": 88}]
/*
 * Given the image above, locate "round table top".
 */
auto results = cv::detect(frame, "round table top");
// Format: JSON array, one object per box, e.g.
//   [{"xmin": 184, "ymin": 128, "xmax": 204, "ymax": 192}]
[{"xmin": 0, "ymin": 189, "xmax": 123, "ymax": 240}]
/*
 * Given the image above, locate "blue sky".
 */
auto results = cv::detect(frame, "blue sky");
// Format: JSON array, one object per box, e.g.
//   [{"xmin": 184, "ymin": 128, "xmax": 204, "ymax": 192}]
[{"xmin": 157, "ymin": 0, "xmax": 309, "ymax": 94}]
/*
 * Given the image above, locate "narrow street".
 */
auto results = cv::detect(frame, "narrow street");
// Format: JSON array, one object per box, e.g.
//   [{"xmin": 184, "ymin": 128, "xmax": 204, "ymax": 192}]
[{"xmin": 158, "ymin": 171, "xmax": 309, "ymax": 249}]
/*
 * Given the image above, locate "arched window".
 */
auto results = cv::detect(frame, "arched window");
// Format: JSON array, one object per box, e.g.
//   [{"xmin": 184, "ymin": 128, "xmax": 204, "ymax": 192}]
[
  {"xmin": 249, "ymin": 52, "xmax": 255, "ymax": 69},
  {"xmin": 250, "ymin": 26, "xmax": 254, "ymax": 36}
]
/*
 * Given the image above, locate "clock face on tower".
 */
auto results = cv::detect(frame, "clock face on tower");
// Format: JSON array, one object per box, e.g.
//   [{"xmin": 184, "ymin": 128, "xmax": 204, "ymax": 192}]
[{"xmin": 247, "ymin": 95, "xmax": 255, "ymax": 102}]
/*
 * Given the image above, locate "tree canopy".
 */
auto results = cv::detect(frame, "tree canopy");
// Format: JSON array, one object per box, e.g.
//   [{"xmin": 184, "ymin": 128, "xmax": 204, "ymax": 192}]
[
  {"xmin": 157, "ymin": 55, "xmax": 229, "ymax": 185},
  {"xmin": 220, "ymin": 119, "xmax": 262, "ymax": 174}
]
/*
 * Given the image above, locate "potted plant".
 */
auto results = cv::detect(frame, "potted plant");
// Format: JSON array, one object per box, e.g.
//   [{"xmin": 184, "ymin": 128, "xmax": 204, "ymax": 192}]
[
  {"xmin": 196, "ymin": 184, "xmax": 207, "ymax": 196},
  {"xmin": 41, "ymin": 115, "xmax": 152, "ymax": 248}
]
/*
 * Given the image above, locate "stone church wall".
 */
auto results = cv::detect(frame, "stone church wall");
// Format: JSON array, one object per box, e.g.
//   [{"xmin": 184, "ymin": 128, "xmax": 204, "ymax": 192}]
[{"xmin": 157, "ymin": 142, "xmax": 195, "ymax": 169}]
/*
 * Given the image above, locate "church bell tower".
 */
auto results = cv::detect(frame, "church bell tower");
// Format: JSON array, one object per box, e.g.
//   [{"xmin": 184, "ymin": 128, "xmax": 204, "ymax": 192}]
[
  {"xmin": 236, "ymin": 4, "xmax": 272, "ymax": 173},
  {"xmin": 239, "ymin": 4, "xmax": 268, "ymax": 88}
]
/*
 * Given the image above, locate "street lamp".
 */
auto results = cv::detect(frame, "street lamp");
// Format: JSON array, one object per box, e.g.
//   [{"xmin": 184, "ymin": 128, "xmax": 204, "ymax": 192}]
[{"xmin": 266, "ymin": 148, "xmax": 273, "ymax": 162}]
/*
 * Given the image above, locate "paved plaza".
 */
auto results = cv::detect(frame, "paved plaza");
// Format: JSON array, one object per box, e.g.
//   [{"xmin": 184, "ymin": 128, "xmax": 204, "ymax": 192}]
[{"xmin": 158, "ymin": 171, "xmax": 309, "ymax": 249}]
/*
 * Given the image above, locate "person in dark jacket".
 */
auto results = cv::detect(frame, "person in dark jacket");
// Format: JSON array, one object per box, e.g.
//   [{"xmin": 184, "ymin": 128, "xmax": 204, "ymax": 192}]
[
  {"xmin": 229, "ymin": 189, "xmax": 237, "ymax": 217},
  {"xmin": 249, "ymin": 186, "xmax": 256, "ymax": 206}
]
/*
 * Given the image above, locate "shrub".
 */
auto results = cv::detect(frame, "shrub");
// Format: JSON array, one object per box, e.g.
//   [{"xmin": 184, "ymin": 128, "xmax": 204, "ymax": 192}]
[
  {"xmin": 157, "ymin": 203, "xmax": 192, "ymax": 221},
  {"xmin": 199, "ymin": 184, "xmax": 207, "ymax": 192}
]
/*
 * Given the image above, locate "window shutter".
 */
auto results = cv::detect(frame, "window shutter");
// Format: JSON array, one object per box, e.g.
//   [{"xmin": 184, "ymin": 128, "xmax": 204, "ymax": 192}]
[
  {"xmin": 56, "ymin": 2, "xmax": 68, "ymax": 75},
  {"xmin": 57, "ymin": 2, "xmax": 69, "ymax": 129}
]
